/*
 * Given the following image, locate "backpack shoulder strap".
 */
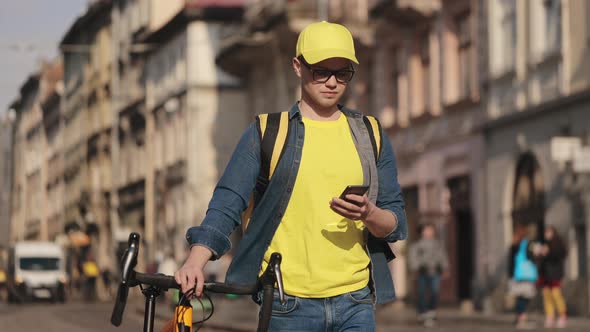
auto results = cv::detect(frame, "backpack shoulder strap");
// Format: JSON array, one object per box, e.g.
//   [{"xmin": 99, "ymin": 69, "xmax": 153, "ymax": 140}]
[
  {"xmin": 242, "ymin": 111, "xmax": 290, "ymax": 232},
  {"xmin": 256, "ymin": 111, "xmax": 290, "ymax": 179},
  {"xmin": 362, "ymin": 115, "xmax": 383, "ymax": 162}
]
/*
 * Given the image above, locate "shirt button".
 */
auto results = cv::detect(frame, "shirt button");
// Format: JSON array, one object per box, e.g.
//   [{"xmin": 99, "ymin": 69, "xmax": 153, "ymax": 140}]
[{"xmin": 287, "ymin": 187, "xmax": 292, "ymax": 193}]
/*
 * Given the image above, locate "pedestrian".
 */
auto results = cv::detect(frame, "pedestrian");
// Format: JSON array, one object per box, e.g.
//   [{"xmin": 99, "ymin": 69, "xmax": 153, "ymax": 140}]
[
  {"xmin": 82, "ymin": 253, "xmax": 99, "ymax": 302},
  {"xmin": 537, "ymin": 226, "xmax": 568, "ymax": 328},
  {"xmin": 101, "ymin": 267, "xmax": 113, "ymax": 299},
  {"xmin": 175, "ymin": 20, "xmax": 407, "ymax": 331},
  {"xmin": 408, "ymin": 223, "xmax": 449, "ymax": 327},
  {"xmin": 507, "ymin": 224, "xmax": 538, "ymax": 330}
]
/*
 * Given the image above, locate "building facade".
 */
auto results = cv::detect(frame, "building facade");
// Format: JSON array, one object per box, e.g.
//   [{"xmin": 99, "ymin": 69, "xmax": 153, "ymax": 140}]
[
  {"xmin": 141, "ymin": 1, "xmax": 245, "ymax": 262},
  {"xmin": 60, "ymin": 0, "xmax": 113, "ymax": 275},
  {"xmin": 0, "ymin": 105, "xmax": 18, "ymax": 249},
  {"xmin": 482, "ymin": 0, "xmax": 590, "ymax": 315},
  {"xmin": 10, "ymin": 60, "xmax": 64, "ymax": 242},
  {"xmin": 110, "ymin": 0, "xmax": 152, "ymax": 267},
  {"xmin": 105, "ymin": 0, "xmax": 246, "ymax": 264},
  {"xmin": 11, "ymin": 74, "xmax": 44, "ymax": 241},
  {"xmin": 370, "ymin": 0, "xmax": 483, "ymax": 308}
]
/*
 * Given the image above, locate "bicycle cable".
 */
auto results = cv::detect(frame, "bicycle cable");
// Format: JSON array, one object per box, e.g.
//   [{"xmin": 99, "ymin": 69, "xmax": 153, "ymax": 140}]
[{"xmin": 176, "ymin": 287, "xmax": 215, "ymax": 330}]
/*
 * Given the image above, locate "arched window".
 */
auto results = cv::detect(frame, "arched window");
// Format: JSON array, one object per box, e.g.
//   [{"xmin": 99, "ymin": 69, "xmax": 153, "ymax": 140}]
[{"xmin": 512, "ymin": 152, "xmax": 545, "ymax": 240}]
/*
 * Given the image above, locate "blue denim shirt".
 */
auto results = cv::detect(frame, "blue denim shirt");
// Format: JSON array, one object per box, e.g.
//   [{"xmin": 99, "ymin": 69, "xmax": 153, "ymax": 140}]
[{"xmin": 186, "ymin": 103, "xmax": 407, "ymax": 304}]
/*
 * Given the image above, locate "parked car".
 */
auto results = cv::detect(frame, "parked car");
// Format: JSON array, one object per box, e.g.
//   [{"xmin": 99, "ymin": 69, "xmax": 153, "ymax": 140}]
[{"xmin": 6, "ymin": 241, "xmax": 67, "ymax": 303}]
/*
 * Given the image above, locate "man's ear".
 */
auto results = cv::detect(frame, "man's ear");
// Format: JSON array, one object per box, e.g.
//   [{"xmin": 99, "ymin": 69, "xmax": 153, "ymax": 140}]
[{"xmin": 292, "ymin": 57, "xmax": 302, "ymax": 78}]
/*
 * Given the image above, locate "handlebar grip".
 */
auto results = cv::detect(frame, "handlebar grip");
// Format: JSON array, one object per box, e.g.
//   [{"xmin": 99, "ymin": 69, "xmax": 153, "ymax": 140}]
[
  {"xmin": 134, "ymin": 273, "xmax": 258, "ymax": 295},
  {"xmin": 110, "ymin": 284, "xmax": 129, "ymax": 326},
  {"xmin": 257, "ymin": 284, "xmax": 274, "ymax": 332},
  {"xmin": 203, "ymin": 282, "xmax": 257, "ymax": 295},
  {"xmin": 134, "ymin": 272, "xmax": 179, "ymax": 290}
]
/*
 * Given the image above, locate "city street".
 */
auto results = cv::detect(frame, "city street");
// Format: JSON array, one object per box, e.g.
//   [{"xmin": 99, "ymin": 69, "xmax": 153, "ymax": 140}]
[
  {"xmin": 2, "ymin": 2, "xmax": 590, "ymax": 332},
  {"xmin": 2, "ymin": 297, "xmax": 590, "ymax": 332},
  {"xmin": 0, "ymin": 300, "xmax": 144, "ymax": 332}
]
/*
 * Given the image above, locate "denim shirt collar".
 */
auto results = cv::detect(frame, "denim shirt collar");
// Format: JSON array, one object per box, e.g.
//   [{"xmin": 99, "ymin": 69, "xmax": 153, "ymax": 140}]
[
  {"xmin": 288, "ymin": 103, "xmax": 300, "ymax": 119},
  {"xmin": 289, "ymin": 102, "xmax": 361, "ymax": 120}
]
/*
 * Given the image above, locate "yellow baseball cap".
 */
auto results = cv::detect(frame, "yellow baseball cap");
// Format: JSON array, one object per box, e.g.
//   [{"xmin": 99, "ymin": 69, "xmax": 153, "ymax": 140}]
[{"xmin": 296, "ymin": 21, "xmax": 359, "ymax": 65}]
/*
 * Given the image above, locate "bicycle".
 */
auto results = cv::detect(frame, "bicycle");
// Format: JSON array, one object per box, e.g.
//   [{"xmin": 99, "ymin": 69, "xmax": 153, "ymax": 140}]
[{"xmin": 110, "ymin": 232, "xmax": 286, "ymax": 332}]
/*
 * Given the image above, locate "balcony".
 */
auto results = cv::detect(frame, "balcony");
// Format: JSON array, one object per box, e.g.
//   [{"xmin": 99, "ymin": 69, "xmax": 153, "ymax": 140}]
[
  {"xmin": 118, "ymin": 108, "xmax": 147, "ymax": 187},
  {"xmin": 243, "ymin": 0, "xmax": 287, "ymax": 30},
  {"xmin": 370, "ymin": 0, "xmax": 440, "ymax": 23},
  {"xmin": 116, "ymin": 60, "xmax": 145, "ymax": 112}
]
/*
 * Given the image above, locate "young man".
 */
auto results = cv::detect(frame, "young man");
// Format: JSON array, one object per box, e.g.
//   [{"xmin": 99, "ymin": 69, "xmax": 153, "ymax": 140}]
[{"xmin": 175, "ymin": 21, "xmax": 407, "ymax": 330}]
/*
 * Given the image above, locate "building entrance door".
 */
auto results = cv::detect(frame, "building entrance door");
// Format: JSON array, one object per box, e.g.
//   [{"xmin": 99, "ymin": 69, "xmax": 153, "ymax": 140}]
[{"xmin": 448, "ymin": 176, "xmax": 474, "ymax": 302}]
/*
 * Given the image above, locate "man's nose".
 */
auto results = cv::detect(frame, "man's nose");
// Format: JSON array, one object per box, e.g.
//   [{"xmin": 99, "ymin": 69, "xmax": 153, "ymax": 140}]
[{"xmin": 325, "ymin": 74, "xmax": 338, "ymax": 87}]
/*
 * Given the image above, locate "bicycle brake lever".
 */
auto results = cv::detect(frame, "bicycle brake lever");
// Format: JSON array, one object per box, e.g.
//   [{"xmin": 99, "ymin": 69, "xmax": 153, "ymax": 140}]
[{"xmin": 121, "ymin": 233, "xmax": 140, "ymax": 285}]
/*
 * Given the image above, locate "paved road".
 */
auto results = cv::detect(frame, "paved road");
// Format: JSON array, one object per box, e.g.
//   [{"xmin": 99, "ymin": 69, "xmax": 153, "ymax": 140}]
[
  {"xmin": 0, "ymin": 300, "xmax": 144, "ymax": 332},
  {"xmin": 1, "ymin": 298, "xmax": 589, "ymax": 332}
]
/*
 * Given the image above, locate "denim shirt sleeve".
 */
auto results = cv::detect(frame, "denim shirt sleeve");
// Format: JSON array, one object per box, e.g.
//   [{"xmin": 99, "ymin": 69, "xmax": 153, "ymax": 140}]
[
  {"xmin": 376, "ymin": 130, "xmax": 407, "ymax": 242},
  {"xmin": 185, "ymin": 122, "xmax": 260, "ymax": 258}
]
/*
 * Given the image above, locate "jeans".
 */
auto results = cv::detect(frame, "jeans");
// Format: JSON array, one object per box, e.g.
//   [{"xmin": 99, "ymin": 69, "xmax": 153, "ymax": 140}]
[
  {"xmin": 417, "ymin": 272, "xmax": 440, "ymax": 314},
  {"xmin": 515, "ymin": 296, "xmax": 530, "ymax": 315},
  {"xmin": 263, "ymin": 286, "xmax": 375, "ymax": 332}
]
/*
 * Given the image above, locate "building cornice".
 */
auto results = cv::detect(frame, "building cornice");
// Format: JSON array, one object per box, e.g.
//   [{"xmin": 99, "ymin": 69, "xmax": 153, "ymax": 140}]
[
  {"xmin": 60, "ymin": 0, "xmax": 112, "ymax": 46},
  {"xmin": 481, "ymin": 89, "xmax": 590, "ymax": 132},
  {"xmin": 138, "ymin": 2, "xmax": 244, "ymax": 46}
]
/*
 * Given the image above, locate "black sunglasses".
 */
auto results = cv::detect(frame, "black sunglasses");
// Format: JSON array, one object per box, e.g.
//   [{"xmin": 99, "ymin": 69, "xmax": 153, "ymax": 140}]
[{"xmin": 299, "ymin": 57, "xmax": 355, "ymax": 84}]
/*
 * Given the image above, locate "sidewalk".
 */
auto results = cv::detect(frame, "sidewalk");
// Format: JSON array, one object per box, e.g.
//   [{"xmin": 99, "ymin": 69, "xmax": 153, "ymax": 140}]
[{"xmin": 138, "ymin": 295, "xmax": 590, "ymax": 331}]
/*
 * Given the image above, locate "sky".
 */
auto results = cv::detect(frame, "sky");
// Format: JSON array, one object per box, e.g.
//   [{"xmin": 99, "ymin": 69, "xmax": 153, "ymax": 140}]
[{"xmin": 0, "ymin": 0, "xmax": 88, "ymax": 112}]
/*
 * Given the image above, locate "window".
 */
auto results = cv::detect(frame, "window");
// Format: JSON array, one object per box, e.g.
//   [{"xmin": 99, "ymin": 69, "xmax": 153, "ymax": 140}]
[
  {"xmin": 457, "ymin": 13, "xmax": 472, "ymax": 99},
  {"xmin": 543, "ymin": 0, "xmax": 561, "ymax": 55},
  {"xmin": 20, "ymin": 257, "xmax": 59, "ymax": 271},
  {"xmin": 391, "ymin": 47, "xmax": 400, "ymax": 111},
  {"xmin": 420, "ymin": 34, "xmax": 431, "ymax": 112},
  {"xmin": 500, "ymin": 0, "xmax": 516, "ymax": 70}
]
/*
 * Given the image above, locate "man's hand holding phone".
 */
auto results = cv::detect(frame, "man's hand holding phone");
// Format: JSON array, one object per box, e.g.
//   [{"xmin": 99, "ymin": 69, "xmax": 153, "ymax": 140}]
[
  {"xmin": 330, "ymin": 185, "xmax": 374, "ymax": 221},
  {"xmin": 330, "ymin": 184, "xmax": 399, "ymax": 238}
]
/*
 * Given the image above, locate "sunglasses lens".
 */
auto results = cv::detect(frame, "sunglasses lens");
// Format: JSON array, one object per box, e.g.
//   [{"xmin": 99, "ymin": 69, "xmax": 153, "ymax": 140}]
[
  {"xmin": 335, "ymin": 71, "xmax": 354, "ymax": 82},
  {"xmin": 314, "ymin": 70, "xmax": 332, "ymax": 82}
]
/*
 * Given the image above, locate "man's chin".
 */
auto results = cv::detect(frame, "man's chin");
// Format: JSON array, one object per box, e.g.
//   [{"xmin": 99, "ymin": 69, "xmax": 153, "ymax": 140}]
[{"xmin": 316, "ymin": 98, "xmax": 340, "ymax": 109}]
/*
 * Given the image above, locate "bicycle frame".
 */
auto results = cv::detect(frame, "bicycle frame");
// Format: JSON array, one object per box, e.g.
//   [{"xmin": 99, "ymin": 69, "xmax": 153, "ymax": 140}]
[{"xmin": 110, "ymin": 232, "xmax": 284, "ymax": 332}]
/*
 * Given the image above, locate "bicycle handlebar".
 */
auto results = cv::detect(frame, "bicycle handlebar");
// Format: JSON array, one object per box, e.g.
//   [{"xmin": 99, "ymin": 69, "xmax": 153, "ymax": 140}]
[
  {"xmin": 111, "ymin": 232, "xmax": 283, "ymax": 332},
  {"xmin": 132, "ymin": 272, "xmax": 258, "ymax": 295}
]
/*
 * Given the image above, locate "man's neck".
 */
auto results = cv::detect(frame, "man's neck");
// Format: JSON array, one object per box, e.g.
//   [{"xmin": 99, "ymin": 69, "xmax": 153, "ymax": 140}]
[{"xmin": 298, "ymin": 97, "xmax": 341, "ymax": 121}]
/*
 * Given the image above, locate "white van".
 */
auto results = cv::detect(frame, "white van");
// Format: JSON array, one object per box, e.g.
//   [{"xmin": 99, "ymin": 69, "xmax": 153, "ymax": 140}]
[{"xmin": 7, "ymin": 241, "xmax": 67, "ymax": 302}]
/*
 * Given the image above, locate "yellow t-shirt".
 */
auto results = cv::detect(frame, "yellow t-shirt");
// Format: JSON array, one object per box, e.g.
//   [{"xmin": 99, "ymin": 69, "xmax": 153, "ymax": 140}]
[{"xmin": 262, "ymin": 113, "xmax": 370, "ymax": 298}]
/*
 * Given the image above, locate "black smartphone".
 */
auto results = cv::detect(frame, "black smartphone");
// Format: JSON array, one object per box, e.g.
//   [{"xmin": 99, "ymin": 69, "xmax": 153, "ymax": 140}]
[{"xmin": 339, "ymin": 185, "xmax": 369, "ymax": 202}]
